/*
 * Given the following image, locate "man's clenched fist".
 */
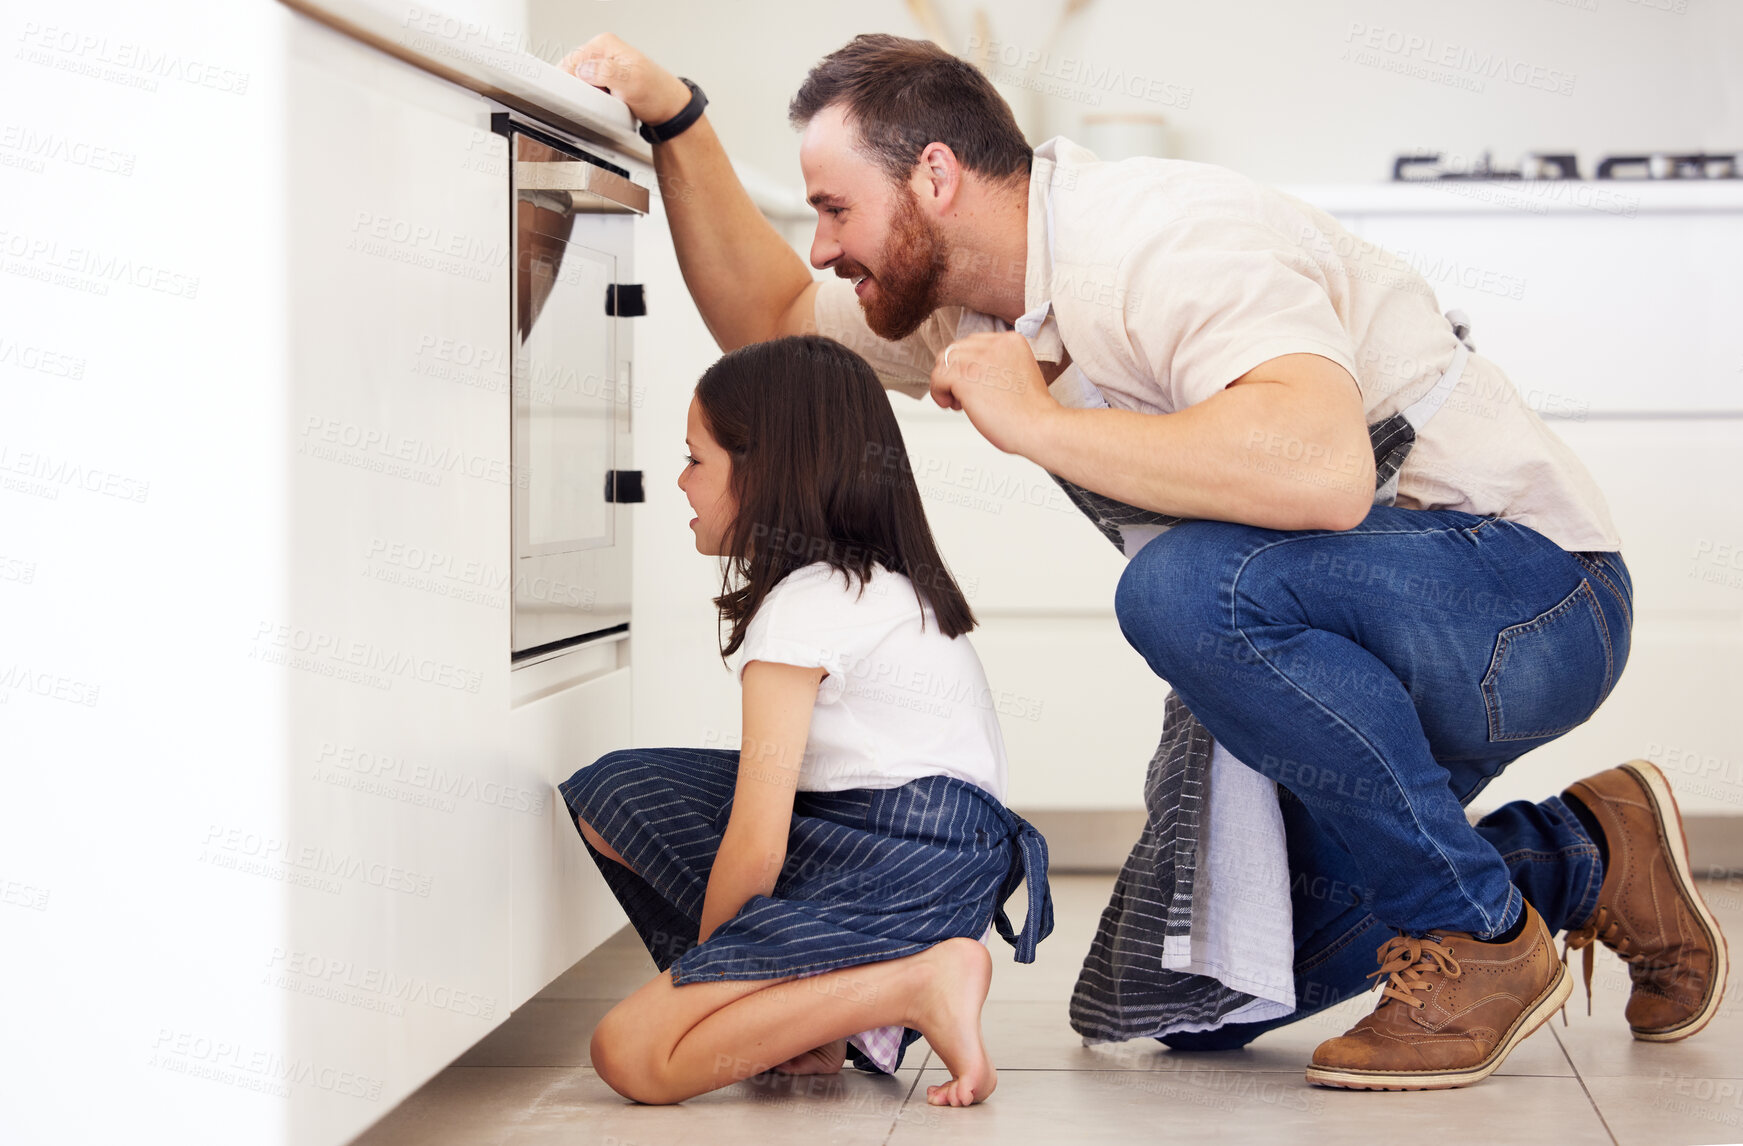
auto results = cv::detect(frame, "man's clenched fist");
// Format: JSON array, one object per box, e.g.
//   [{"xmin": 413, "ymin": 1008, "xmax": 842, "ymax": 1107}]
[
  {"xmin": 560, "ymin": 34, "xmax": 692, "ymax": 125},
  {"xmin": 928, "ymin": 331, "xmax": 1063, "ymax": 457}
]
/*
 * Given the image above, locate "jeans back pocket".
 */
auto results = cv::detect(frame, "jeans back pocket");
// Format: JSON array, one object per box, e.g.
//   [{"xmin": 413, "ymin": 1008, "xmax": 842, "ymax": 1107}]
[
  {"xmin": 1482, "ymin": 580, "xmax": 1615, "ymax": 742},
  {"xmin": 1573, "ymin": 551, "xmax": 1634, "ymax": 634}
]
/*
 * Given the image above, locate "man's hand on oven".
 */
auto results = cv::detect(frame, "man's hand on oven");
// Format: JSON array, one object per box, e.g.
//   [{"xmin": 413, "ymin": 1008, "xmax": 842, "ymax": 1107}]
[{"xmin": 561, "ymin": 35, "xmax": 694, "ymax": 127}]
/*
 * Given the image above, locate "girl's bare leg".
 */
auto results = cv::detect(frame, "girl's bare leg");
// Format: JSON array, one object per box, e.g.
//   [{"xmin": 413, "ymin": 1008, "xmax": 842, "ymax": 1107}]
[
  {"xmin": 772, "ymin": 1039, "xmax": 846, "ymax": 1074},
  {"xmin": 574, "ymin": 816, "xmax": 630, "ymax": 867},
  {"xmin": 574, "ymin": 817, "xmax": 849, "ymax": 1080},
  {"xmin": 590, "ymin": 936, "xmax": 995, "ymax": 1107}
]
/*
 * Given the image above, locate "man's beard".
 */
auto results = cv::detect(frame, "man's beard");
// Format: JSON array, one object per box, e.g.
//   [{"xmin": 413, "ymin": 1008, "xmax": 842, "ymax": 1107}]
[{"xmin": 853, "ymin": 186, "xmax": 949, "ymax": 341}]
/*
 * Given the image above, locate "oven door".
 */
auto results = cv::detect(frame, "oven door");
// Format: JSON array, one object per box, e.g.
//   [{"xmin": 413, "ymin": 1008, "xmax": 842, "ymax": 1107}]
[{"xmin": 506, "ymin": 125, "xmax": 647, "ymax": 660}]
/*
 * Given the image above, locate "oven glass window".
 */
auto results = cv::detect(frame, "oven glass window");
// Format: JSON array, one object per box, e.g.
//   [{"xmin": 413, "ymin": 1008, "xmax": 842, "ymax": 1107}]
[
  {"xmin": 516, "ymin": 137, "xmax": 617, "ymax": 555},
  {"xmin": 509, "ymin": 128, "xmax": 639, "ymax": 657}
]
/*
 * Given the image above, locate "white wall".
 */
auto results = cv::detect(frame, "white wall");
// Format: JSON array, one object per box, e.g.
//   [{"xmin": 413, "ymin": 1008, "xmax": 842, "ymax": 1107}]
[
  {"xmin": 2, "ymin": 1, "xmax": 289, "ymax": 1141},
  {"xmin": 529, "ymin": 0, "xmax": 1743, "ymax": 186}
]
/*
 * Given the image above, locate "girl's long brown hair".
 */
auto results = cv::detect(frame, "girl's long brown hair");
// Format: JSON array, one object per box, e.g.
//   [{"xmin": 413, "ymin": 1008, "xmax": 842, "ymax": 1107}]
[{"xmin": 696, "ymin": 334, "xmax": 976, "ymax": 661}]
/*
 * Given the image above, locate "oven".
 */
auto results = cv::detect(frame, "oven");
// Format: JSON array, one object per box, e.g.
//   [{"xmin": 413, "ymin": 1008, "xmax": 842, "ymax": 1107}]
[{"xmin": 495, "ymin": 115, "xmax": 648, "ymax": 662}]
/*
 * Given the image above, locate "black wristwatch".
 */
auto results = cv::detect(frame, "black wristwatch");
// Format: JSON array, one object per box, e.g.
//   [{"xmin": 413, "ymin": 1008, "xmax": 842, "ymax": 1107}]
[{"xmin": 638, "ymin": 77, "xmax": 708, "ymax": 145}]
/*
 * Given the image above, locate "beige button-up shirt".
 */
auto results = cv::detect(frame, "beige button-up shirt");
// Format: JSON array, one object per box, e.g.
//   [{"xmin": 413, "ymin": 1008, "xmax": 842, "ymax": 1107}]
[{"xmin": 813, "ymin": 136, "xmax": 1620, "ymax": 553}]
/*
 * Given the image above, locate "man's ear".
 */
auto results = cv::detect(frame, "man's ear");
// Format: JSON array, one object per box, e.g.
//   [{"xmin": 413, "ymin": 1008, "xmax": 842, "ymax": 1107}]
[{"xmin": 913, "ymin": 142, "xmax": 960, "ymax": 209}]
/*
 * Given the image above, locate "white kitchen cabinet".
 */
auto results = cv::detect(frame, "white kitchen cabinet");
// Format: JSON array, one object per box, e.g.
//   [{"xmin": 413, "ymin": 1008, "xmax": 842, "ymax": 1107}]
[
  {"xmin": 1316, "ymin": 187, "xmax": 1743, "ymax": 415},
  {"xmin": 1, "ymin": 3, "xmax": 656, "ymax": 1144}
]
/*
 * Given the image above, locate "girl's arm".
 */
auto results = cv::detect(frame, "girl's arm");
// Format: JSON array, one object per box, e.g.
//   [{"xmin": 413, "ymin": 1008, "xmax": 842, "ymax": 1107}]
[{"xmin": 698, "ymin": 659, "xmax": 826, "ymax": 943}]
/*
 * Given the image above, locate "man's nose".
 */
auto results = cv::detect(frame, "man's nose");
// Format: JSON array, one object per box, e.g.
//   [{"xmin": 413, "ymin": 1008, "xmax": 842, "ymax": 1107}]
[{"xmin": 809, "ymin": 225, "xmax": 840, "ymax": 271}]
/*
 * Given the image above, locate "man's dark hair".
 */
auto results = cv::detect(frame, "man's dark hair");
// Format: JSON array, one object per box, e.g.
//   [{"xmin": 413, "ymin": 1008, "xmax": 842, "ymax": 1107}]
[{"xmin": 788, "ymin": 34, "xmax": 1032, "ymax": 186}]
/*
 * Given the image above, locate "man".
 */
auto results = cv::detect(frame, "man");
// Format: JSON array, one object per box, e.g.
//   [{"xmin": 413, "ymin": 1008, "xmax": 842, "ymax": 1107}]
[{"xmin": 563, "ymin": 32, "xmax": 1726, "ymax": 1088}]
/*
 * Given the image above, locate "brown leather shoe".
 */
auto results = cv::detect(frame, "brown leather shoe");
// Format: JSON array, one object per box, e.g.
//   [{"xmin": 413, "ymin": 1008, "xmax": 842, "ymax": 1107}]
[
  {"xmin": 1306, "ymin": 900, "xmax": 1570, "ymax": 1090},
  {"xmin": 1562, "ymin": 759, "xmax": 1729, "ymax": 1041}
]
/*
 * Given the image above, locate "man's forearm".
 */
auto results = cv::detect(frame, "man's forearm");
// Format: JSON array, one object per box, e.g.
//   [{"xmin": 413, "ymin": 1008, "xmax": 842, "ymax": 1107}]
[
  {"xmin": 1026, "ymin": 381, "xmax": 1376, "ymax": 531},
  {"xmin": 651, "ymin": 114, "xmax": 815, "ymax": 350},
  {"xmin": 564, "ymin": 38, "xmax": 814, "ymax": 350}
]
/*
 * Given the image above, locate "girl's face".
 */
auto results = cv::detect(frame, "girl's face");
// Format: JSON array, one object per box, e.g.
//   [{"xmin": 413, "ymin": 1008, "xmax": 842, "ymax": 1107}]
[{"xmin": 678, "ymin": 395, "xmax": 737, "ymax": 556}]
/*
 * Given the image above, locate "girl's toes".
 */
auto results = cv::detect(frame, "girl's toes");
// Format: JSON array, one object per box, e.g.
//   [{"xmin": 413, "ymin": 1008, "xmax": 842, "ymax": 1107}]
[{"xmin": 925, "ymin": 1078, "xmax": 971, "ymax": 1106}]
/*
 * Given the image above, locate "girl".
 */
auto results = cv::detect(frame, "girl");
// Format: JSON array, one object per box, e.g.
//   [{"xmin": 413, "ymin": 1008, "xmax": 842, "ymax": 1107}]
[{"xmin": 559, "ymin": 334, "xmax": 1053, "ymax": 1108}]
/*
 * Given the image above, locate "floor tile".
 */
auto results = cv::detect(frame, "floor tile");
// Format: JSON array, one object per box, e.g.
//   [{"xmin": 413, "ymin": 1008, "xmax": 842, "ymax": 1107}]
[
  {"xmin": 1585, "ymin": 1074, "xmax": 1743, "ymax": 1146},
  {"xmin": 1550, "ymin": 959, "xmax": 1743, "ymax": 1080},
  {"xmin": 452, "ymin": 999, "xmax": 617, "ymax": 1067},
  {"xmin": 1549, "ymin": 878, "xmax": 1741, "ymax": 1081},
  {"xmin": 347, "ymin": 1067, "xmax": 578, "ymax": 1146},
  {"xmin": 350, "ymin": 1066, "xmax": 921, "ymax": 1145},
  {"xmin": 348, "ymin": 872, "xmax": 1743, "ymax": 1143},
  {"xmin": 890, "ymin": 1069, "xmax": 1611, "ymax": 1145}
]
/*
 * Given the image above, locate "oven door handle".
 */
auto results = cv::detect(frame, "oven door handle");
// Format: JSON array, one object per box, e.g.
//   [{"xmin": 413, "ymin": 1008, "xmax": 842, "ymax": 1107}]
[{"xmin": 516, "ymin": 160, "xmax": 649, "ymax": 214}]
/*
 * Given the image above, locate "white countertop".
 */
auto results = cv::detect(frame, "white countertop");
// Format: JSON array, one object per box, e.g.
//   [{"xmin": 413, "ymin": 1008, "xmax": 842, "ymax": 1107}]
[
  {"xmin": 280, "ymin": 0, "xmax": 652, "ymax": 164},
  {"xmin": 1280, "ymin": 180, "xmax": 1743, "ymax": 216}
]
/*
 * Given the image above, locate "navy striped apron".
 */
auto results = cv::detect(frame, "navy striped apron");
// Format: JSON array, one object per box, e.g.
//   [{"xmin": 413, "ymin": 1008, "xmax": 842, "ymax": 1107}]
[{"xmin": 558, "ymin": 746, "xmax": 1054, "ymax": 1072}]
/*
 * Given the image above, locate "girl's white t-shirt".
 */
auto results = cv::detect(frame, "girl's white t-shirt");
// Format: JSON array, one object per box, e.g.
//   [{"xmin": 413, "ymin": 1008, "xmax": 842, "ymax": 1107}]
[{"xmin": 728, "ymin": 562, "xmax": 1009, "ymax": 800}]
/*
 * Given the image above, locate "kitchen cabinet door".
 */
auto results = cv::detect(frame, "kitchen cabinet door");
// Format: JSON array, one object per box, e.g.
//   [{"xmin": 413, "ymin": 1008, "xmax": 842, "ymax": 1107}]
[
  {"xmin": 1354, "ymin": 211, "xmax": 1743, "ymax": 415},
  {"xmin": 282, "ymin": 18, "xmax": 635, "ymax": 1145}
]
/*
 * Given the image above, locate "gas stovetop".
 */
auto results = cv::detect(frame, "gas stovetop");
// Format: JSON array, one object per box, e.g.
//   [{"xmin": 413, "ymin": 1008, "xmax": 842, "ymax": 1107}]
[{"xmin": 1393, "ymin": 149, "xmax": 1742, "ymax": 181}]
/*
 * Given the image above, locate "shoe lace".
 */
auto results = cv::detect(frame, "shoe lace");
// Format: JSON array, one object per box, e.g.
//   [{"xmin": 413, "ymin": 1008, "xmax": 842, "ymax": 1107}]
[
  {"xmin": 1560, "ymin": 906, "xmax": 1639, "ymax": 1024},
  {"xmin": 1367, "ymin": 934, "xmax": 1462, "ymax": 1009}
]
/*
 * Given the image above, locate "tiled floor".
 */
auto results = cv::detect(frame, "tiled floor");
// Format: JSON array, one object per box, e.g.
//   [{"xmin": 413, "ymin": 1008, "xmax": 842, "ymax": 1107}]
[{"xmin": 350, "ymin": 875, "xmax": 1743, "ymax": 1145}]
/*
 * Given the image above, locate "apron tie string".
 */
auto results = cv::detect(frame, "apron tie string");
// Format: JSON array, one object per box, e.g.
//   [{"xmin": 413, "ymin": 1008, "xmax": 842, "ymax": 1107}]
[{"xmin": 992, "ymin": 814, "xmax": 1055, "ymax": 964}]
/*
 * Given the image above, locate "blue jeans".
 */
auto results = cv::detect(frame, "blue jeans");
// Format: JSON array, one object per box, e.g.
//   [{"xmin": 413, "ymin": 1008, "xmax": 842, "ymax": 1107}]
[{"xmin": 1110, "ymin": 506, "xmax": 1633, "ymax": 1048}]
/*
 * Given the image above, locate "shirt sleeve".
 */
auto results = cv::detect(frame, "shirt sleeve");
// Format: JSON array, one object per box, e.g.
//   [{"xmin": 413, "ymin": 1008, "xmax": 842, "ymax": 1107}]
[
  {"xmin": 1118, "ymin": 214, "xmax": 1361, "ymax": 412},
  {"xmin": 734, "ymin": 568, "xmax": 863, "ymax": 706},
  {"xmin": 810, "ymin": 277, "xmax": 963, "ymax": 402}
]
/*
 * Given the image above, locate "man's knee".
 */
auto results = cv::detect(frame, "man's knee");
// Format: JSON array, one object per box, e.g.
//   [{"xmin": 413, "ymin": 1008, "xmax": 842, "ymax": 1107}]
[{"xmin": 1114, "ymin": 523, "xmax": 1244, "ymax": 681}]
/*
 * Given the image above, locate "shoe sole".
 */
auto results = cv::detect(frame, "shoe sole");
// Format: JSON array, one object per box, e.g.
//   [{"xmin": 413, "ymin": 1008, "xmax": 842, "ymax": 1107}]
[
  {"xmin": 1304, "ymin": 959, "xmax": 1573, "ymax": 1091},
  {"xmin": 1618, "ymin": 758, "xmax": 1729, "ymax": 1042}
]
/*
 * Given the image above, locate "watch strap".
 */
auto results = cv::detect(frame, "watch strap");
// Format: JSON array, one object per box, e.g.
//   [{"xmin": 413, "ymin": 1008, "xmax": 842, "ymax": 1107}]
[{"xmin": 638, "ymin": 77, "xmax": 708, "ymax": 145}]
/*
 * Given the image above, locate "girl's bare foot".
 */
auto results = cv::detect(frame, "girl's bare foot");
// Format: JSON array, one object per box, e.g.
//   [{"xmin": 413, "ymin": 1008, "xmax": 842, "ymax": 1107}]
[
  {"xmin": 772, "ymin": 1038, "xmax": 846, "ymax": 1075},
  {"xmin": 910, "ymin": 938, "xmax": 997, "ymax": 1107}
]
